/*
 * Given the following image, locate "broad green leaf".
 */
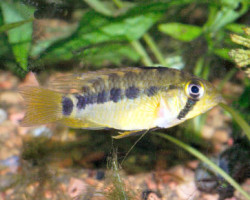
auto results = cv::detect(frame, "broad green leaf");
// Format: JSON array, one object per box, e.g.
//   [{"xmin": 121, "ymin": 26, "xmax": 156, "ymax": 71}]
[
  {"xmin": 158, "ymin": 23, "xmax": 202, "ymax": 42},
  {"xmin": 1, "ymin": 2, "xmax": 34, "ymax": 71},
  {"xmin": 39, "ymin": 1, "xmax": 195, "ymax": 64},
  {"xmin": 41, "ymin": 2, "xmax": 166, "ymax": 62},
  {"xmin": 30, "ymin": 23, "xmax": 76, "ymax": 58},
  {"xmin": 81, "ymin": 43, "xmax": 140, "ymax": 66}
]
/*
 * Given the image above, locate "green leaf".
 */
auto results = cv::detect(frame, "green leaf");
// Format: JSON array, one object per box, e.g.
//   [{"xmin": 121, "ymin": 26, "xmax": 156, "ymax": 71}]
[
  {"xmin": 158, "ymin": 23, "xmax": 202, "ymax": 42},
  {"xmin": 225, "ymin": 23, "xmax": 248, "ymax": 34},
  {"xmin": 0, "ymin": 9, "xmax": 10, "ymax": 58},
  {"xmin": 80, "ymin": 43, "xmax": 140, "ymax": 66},
  {"xmin": 30, "ymin": 23, "xmax": 76, "ymax": 58},
  {"xmin": 214, "ymin": 48, "xmax": 231, "ymax": 60},
  {"xmin": 41, "ymin": 3, "xmax": 165, "ymax": 62},
  {"xmin": 83, "ymin": 0, "xmax": 115, "ymax": 16},
  {"xmin": 1, "ymin": 2, "xmax": 34, "ymax": 71},
  {"xmin": 203, "ymin": 0, "xmax": 249, "ymax": 33}
]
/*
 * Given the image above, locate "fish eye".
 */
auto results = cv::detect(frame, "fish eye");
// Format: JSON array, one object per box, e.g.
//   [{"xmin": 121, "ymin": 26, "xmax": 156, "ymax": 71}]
[{"xmin": 185, "ymin": 80, "xmax": 204, "ymax": 100}]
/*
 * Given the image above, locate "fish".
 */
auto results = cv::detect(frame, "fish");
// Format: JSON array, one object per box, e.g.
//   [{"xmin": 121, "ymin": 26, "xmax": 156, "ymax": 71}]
[{"xmin": 20, "ymin": 66, "xmax": 223, "ymax": 138}]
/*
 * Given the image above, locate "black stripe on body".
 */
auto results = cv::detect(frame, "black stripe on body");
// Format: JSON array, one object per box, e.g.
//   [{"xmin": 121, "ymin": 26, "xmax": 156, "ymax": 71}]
[
  {"xmin": 146, "ymin": 86, "xmax": 159, "ymax": 97},
  {"xmin": 75, "ymin": 84, "xmax": 179, "ymax": 110},
  {"xmin": 62, "ymin": 96, "xmax": 73, "ymax": 116},
  {"xmin": 177, "ymin": 98, "xmax": 197, "ymax": 120},
  {"xmin": 97, "ymin": 90, "xmax": 108, "ymax": 104},
  {"xmin": 110, "ymin": 88, "xmax": 122, "ymax": 102},
  {"xmin": 75, "ymin": 79, "xmax": 182, "ymax": 110},
  {"xmin": 126, "ymin": 86, "xmax": 140, "ymax": 99},
  {"xmin": 75, "ymin": 94, "xmax": 86, "ymax": 109}
]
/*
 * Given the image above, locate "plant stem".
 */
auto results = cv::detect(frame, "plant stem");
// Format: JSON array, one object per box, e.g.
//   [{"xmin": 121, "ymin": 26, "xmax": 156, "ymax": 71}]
[
  {"xmin": 112, "ymin": 0, "xmax": 154, "ymax": 66},
  {"xmin": 143, "ymin": 33, "xmax": 167, "ymax": 66},
  {"xmin": 130, "ymin": 40, "xmax": 153, "ymax": 66},
  {"xmin": 112, "ymin": 0, "xmax": 124, "ymax": 8},
  {"xmin": 0, "ymin": 18, "xmax": 33, "ymax": 33},
  {"xmin": 155, "ymin": 132, "xmax": 250, "ymax": 200},
  {"xmin": 219, "ymin": 103, "xmax": 250, "ymax": 140},
  {"xmin": 218, "ymin": 68, "xmax": 237, "ymax": 91},
  {"xmin": 112, "ymin": 158, "xmax": 127, "ymax": 200}
]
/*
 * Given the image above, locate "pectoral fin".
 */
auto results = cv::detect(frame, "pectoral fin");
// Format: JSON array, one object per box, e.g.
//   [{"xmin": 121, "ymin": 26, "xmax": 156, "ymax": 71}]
[{"xmin": 112, "ymin": 130, "xmax": 146, "ymax": 139}]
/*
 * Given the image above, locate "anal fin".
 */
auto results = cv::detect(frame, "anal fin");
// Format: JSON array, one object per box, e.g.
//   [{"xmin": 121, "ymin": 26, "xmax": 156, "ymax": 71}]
[{"xmin": 59, "ymin": 117, "xmax": 106, "ymax": 129}]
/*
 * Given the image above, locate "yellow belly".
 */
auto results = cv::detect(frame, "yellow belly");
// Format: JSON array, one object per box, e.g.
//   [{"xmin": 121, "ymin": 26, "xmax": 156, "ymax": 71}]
[{"xmin": 75, "ymin": 94, "xmax": 161, "ymax": 130}]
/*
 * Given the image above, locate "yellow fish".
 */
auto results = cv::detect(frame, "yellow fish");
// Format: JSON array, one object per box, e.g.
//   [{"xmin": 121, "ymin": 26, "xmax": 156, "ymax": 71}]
[{"xmin": 20, "ymin": 67, "xmax": 222, "ymax": 138}]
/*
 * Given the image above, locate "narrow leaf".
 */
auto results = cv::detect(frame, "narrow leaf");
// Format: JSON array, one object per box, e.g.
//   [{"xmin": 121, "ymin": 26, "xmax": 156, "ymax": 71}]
[
  {"xmin": 214, "ymin": 48, "xmax": 231, "ymax": 60},
  {"xmin": 219, "ymin": 103, "xmax": 250, "ymax": 140},
  {"xmin": 1, "ymin": 2, "xmax": 33, "ymax": 71},
  {"xmin": 155, "ymin": 132, "xmax": 250, "ymax": 199},
  {"xmin": 159, "ymin": 23, "xmax": 202, "ymax": 42},
  {"xmin": 203, "ymin": 0, "xmax": 248, "ymax": 33},
  {"xmin": 0, "ymin": 19, "xmax": 33, "ymax": 33},
  {"xmin": 83, "ymin": 0, "xmax": 114, "ymax": 16}
]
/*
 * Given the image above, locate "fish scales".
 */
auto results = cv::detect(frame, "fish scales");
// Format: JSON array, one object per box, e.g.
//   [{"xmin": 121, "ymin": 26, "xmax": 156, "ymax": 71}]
[
  {"xmin": 66, "ymin": 67, "xmax": 192, "ymax": 130},
  {"xmin": 66, "ymin": 68, "xmax": 188, "ymax": 115},
  {"xmin": 20, "ymin": 66, "xmax": 222, "ymax": 134},
  {"xmin": 76, "ymin": 67, "xmax": 187, "ymax": 103}
]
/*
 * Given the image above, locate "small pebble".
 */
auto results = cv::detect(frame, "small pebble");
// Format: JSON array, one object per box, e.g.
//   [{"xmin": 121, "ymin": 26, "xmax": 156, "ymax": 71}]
[
  {"xmin": 0, "ymin": 108, "xmax": 7, "ymax": 124},
  {"xmin": 30, "ymin": 126, "xmax": 52, "ymax": 137},
  {"xmin": 68, "ymin": 178, "xmax": 87, "ymax": 198},
  {"xmin": 142, "ymin": 190, "xmax": 161, "ymax": 200},
  {"xmin": 96, "ymin": 170, "xmax": 105, "ymax": 180}
]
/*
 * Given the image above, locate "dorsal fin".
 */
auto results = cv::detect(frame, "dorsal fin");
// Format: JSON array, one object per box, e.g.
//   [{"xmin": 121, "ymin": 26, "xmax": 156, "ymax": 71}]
[{"xmin": 47, "ymin": 67, "xmax": 143, "ymax": 93}]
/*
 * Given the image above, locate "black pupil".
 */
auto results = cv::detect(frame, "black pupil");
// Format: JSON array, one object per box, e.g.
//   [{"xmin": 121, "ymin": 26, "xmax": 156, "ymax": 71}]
[{"xmin": 191, "ymin": 85, "xmax": 199, "ymax": 94}]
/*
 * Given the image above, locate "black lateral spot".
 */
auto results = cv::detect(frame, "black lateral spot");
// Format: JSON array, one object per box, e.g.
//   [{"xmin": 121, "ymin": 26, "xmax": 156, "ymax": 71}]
[
  {"xmin": 75, "ymin": 94, "xmax": 86, "ymax": 109},
  {"xmin": 97, "ymin": 90, "xmax": 108, "ymax": 104},
  {"xmin": 110, "ymin": 88, "xmax": 122, "ymax": 103},
  {"xmin": 126, "ymin": 86, "xmax": 140, "ymax": 99},
  {"xmin": 146, "ymin": 86, "xmax": 159, "ymax": 97},
  {"xmin": 86, "ymin": 94, "xmax": 98, "ymax": 104},
  {"xmin": 62, "ymin": 96, "xmax": 73, "ymax": 115}
]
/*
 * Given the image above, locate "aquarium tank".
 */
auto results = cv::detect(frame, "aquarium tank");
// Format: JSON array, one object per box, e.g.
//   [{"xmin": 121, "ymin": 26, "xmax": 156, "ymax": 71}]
[{"xmin": 0, "ymin": 0, "xmax": 249, "ymax": 200}]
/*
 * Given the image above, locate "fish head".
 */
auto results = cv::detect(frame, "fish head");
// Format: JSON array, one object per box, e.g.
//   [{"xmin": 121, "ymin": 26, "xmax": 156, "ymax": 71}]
[
  {"xmin": 177, "ymin": 77, "xmax": 223, "ymax": 121},
  {"xmin": 155, "ymin": 76, "xmax": 222, "ymax": 129}
]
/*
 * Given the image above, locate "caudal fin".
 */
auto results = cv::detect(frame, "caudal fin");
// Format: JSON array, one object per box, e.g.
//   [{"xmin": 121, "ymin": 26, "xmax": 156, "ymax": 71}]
[{"xmin": 19, "ymin": 87, "xmax": 63, "ymax": 126}]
